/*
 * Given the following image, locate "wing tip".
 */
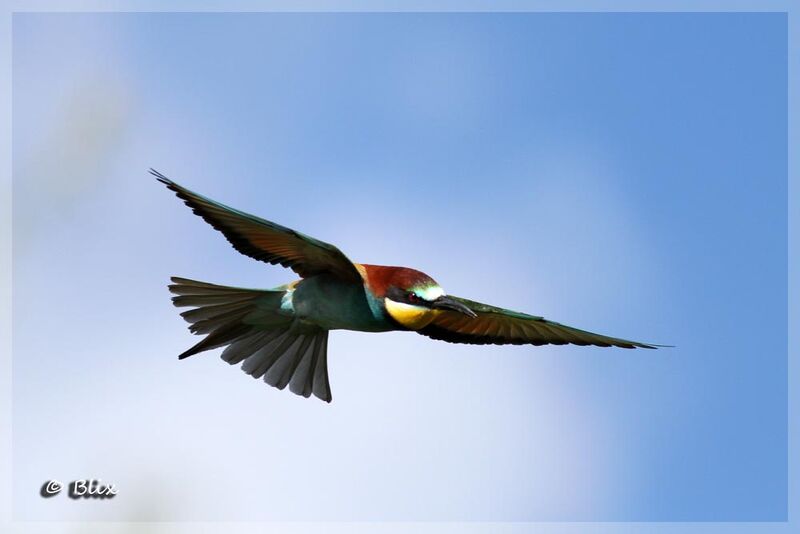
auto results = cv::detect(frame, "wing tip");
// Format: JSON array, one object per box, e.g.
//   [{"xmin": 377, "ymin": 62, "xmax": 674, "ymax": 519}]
[
  {"xmin": 640, "ymin": 343, "xmax": 675, "ymax": 349},
  {"xmin": 150, "ymin": 167, "xmax": 177, "ymax": 188},
  {"xmin": 625, "ymin": 340, "xmax": 674, "ymax": 349}
]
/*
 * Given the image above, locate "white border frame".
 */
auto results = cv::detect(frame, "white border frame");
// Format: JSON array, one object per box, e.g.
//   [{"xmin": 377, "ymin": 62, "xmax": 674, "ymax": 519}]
[{"xmin": 1, "ymin": 2, "xmax": 794, "ymax": 533}]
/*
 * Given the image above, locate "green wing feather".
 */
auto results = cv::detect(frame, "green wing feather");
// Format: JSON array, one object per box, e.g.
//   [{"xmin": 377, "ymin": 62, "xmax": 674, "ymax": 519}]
[
  {"xmin": 153, "ymin": 169, "xmax": 362, "ymax": 283},
  {"xmin": 419, "ymin": 296, "xmax": 661, "ymax": 349}
]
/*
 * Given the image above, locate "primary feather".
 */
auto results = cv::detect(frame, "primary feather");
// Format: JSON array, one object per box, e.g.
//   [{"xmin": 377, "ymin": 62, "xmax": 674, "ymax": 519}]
[{"xmin": 419, "ymin": 296, "xmax": 660, "ymax": 348}]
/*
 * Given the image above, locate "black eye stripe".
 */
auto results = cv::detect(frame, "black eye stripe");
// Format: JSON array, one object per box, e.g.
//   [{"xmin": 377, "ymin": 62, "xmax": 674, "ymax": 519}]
[{"xmin": 386, "ymin": 286, "xmax": 433, "ymax": 308}]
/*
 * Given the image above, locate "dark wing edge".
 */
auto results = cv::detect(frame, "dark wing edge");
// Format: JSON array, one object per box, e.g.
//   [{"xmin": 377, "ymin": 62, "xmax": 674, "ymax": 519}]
[
  {"xmin": 419, "ymin": 295, "xmax": 668, "ymax": 349},
  {"xmin": 152, "ymin": 169, "xmax": 362, "ymax": 283}
]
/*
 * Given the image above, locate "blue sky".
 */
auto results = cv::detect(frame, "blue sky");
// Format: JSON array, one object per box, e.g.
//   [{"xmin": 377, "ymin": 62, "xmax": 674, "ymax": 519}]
[{"xmin": 12, "ymin": 12, "xmax": 787, "ymax": 521}]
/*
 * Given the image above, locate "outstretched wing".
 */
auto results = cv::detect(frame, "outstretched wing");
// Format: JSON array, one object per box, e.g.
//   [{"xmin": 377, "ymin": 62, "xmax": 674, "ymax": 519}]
[
  {"xmin": 419, "ymin": 296, "xmax": 660, "ymax": 349},
  {"xmin": 154, "ymin": 169, "xmax": 362, "ymax": 283}
]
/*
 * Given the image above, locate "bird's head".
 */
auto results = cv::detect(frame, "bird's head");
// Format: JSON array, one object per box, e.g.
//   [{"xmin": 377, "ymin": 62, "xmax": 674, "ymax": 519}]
[{"xmin": 361, "ymin": 265, "xmax": 477, "ymax": 330}]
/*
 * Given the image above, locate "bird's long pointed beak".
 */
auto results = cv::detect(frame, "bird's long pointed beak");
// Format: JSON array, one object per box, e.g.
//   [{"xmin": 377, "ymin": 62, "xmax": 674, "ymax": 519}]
[{"xmin": 433, "ymin": 295, "xmax": 478, "ymax": 318}]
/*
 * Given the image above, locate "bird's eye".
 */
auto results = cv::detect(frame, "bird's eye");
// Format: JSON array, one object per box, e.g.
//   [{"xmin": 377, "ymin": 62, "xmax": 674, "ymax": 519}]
[{"xmin": 407, "ymin": 292, "xmax": 418, "ymax": 303}]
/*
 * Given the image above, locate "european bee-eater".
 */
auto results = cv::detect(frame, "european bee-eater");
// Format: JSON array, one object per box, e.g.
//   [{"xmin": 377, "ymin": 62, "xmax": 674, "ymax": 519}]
[{"xmin": 154, "ymin": 169, "xmax": 660, "ymax": 403}]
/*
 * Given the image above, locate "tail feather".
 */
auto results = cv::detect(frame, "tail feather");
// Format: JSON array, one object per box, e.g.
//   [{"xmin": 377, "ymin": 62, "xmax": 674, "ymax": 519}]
[
  {"xmin": 188, "ymin": 308, "xmax": 254, "ymax": 335},
  {"xmin": 180, "ymin": 300, "xmax": 259, "ymax": 323},
  {"xmin": 289, "ymin": 334, "xmax": 323, "ymax": 398},
  {"xmin": 168, "ymin": 276, "xmax": 333, "ymax": 402},
  {"xmin": 242, "ymin": 331, "xmax": 295, "ymax": 378},
  {"xmin": 312, "ymin": 332, "xmax": 332, "ymax": 402},
  {"xmin": 172, "ymin": 294, "xmax": 255, "ymax": 307},
  {"xmin": 177, "ymin": 323, "xmax": 253, "ymax": 360},
  {"xmin": 267, "ymin": 335, "xmax": 314, "ymax": 390},
  {"xmin": 221, "ymin": 330, "xmax": 275, "ymax": 365},
  {"xmin": 169, "ymin": 277, "xmax": 253, "ymax": 294}
]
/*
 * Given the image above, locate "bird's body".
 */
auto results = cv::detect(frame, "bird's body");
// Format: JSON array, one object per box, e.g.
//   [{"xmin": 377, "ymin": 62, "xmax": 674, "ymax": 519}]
[
  {"xmin": 279, "ymin": 271, "xmax": 394, "ymax": 333},
  {"xmin": 154, "ymin": 169, "xmax": 662, "ymax": 403}
]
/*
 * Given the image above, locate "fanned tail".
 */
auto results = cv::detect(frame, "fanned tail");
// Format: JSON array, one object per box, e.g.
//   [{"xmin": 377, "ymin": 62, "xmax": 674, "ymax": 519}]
[{"xmin": 168, "ymin": 277, "xmax": 332, "ymax": 403}]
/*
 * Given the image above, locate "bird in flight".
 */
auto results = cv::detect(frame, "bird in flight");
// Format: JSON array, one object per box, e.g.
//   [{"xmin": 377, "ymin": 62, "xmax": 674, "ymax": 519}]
[{"xmin": 154, "ymin": 169, "xmax": 661, "ymax": 403}]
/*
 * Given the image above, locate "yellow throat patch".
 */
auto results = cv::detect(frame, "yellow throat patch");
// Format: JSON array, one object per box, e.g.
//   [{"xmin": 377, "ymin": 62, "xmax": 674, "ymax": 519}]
[{"xmin": 384, "ymin": 299, "xmax": 441, "ymax": 330}]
